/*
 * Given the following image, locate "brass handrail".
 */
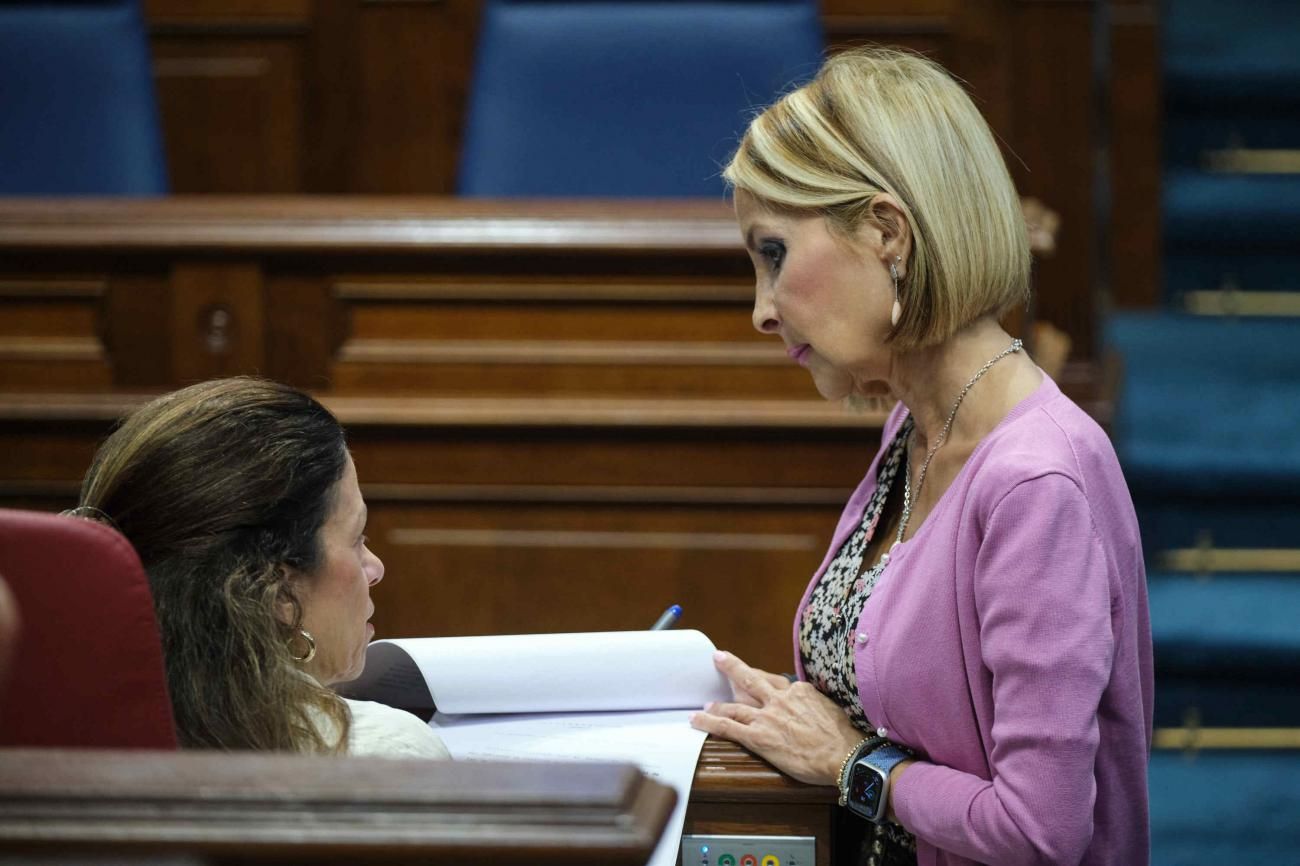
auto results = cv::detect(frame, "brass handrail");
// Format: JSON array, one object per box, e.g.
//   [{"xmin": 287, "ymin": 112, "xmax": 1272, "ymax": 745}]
[
  {"xmin": 1154, "ymin": 727, "xmax": 1300, "ymax": 752},
  {"xmin": 1202, "ymin": 148, "xmax": 1300, "ymax": 174},
  {"xmin": 1184, "ymin": 289, "xmax": 1300, "ymax": 317},
  {"xmin": 1157, "ymin": 546, "xmax": 1300, "ymax": 575}
]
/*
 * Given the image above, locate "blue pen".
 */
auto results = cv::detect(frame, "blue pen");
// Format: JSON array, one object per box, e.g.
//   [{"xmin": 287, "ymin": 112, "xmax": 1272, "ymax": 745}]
[{"xmin": 650, "ymin": 604, "xmax": 682, "ymax": 630}]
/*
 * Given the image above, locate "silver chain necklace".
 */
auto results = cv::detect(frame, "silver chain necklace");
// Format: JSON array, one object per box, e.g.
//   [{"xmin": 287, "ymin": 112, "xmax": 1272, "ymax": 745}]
[{"xmin": 880, "ymin": 338, "xmax": 1023, "ymax": 566}]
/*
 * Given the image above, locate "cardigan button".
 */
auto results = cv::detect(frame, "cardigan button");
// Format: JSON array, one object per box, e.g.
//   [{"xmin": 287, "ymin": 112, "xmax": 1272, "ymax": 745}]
[
  {"xmin": 877, "ymin": 726, "xmax": 888, "ymax": 738},
  {"xmin": 856, "ymin": 633, "xmax": 868, "ymax": 644}
]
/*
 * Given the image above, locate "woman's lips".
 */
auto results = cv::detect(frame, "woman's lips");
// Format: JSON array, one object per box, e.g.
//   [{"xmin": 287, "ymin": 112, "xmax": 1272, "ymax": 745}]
[{"xmin": 786, "ymin": 343, "xmax": 812, "ymax": 367}]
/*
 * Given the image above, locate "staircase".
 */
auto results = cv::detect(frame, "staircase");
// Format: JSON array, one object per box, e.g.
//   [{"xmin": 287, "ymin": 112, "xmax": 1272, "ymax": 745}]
[{"xmin": 1105, "ymin": 2, "xmax": 1300, "ymax": 862}]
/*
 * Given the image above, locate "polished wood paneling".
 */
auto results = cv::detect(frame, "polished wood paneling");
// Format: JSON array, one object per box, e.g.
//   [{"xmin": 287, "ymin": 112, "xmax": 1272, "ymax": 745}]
[
  {"xmin": 153, "ymin": 37, "xmax": 303, "ymax": 193},
  {"xmin": 351, "ymin": 3, "xmax": 450, "ymax": 192},
  {"xmin": 1108, "ymin": 0, "xmax": 1163, "ymax": 309},
  {"xmin": 328, "ymin": 269, "xmax": 806, "ymax": 397},
  {"xmin": 0, "ymin": 197, "xmax": 743, "ymax": 252},
  {"xmin": 147, "ymin": 0, "xmax": 311, "ymax": 22},
  {"xmin": 0, "ymin": 197, "xmax": 1096, "ymax": 677},
  {"xmin": 0, "ymin": 276, "xmax": 111, "ymax": 391},
  {"xmin": 104, "ymin": 272, "xmax": 175, "ymax": 388},
  {"xmin": 366, "ymin": 497, "xmax": 843, "ymax": 668},
  {"xmin": 0, "ymin": 198, "xmax": 1101, "ymax": 671},
  {"xmin": 139, "ymin": 0, "xmax": 1143, "ymax": 351},
  {"xmin": 0, "ymin": 747, "xmax": 673, "ymax": 865},
  {"xmin": 170, "ymin": 262, "xmax": 266, "ymax": 382},
  {"xmin": 0, "ymin": 391, "xmax": 879, "ymax": 673},
  {"xmin": 0, "ymin": 200, "xmax": 889, "ymax": 675},
  {"xmin": 1011, "ymin": 1, "xmax": 1099, "ymax": 354}
]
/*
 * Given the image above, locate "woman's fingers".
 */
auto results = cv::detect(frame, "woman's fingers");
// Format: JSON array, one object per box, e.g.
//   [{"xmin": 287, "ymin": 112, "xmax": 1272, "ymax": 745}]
[
  {"xmin": 705, "ymin": 701, "xmax": 760, "ymax": 724},
  {"xmin": 690, "ymin": 700, "xmax": 763, "ymax": 753},
  {"xmin": 714, "ymin": 650, "xmax": 785, "ymax": 704},
  {"xmin": 689, "ymin": 709, "xmax": 755, "ymax": 750},
  {"xmin": 692, "ymin": 670, "xmax": 869, "ymax": 786}
]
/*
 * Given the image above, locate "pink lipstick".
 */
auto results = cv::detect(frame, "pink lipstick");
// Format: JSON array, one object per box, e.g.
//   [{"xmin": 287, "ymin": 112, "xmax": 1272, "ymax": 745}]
[{"xmin": 786, "ymin": 343, "xmax": 812, "ymax": 367}]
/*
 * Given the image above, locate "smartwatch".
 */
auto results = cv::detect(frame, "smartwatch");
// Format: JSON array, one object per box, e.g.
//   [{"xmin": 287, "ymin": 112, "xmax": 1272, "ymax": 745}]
[{"xmin": 844, "ymin": 743, "xmax": 911, "ymax": 824}]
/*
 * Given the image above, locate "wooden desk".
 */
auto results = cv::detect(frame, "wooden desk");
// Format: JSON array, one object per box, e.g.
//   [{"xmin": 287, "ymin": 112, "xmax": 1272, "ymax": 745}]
[
  {"xmin": 0, "ymin": 741, "xmax": 836, "ymax": 866},
  {"xmin": 0, "ymin": 748, "xmax": 674, "ymax": 865},
  {"xmin": 687, "ymin": 739, "xmax": 839, "ymax": 866}
]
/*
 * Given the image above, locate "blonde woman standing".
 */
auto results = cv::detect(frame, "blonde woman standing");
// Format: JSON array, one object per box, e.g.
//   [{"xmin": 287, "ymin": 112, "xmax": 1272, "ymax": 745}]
[{"xmin": 691, "ymin": 48, "xmax": 1152, "ymax": 866}]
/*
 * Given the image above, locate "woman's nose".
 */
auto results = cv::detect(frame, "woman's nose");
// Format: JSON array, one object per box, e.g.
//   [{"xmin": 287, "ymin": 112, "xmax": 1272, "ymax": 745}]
[
  {"xmin": 365, "ymin": 547, "xmax": 385, "ymax": 586},
  {"xmin": 752, "ymin": 286, "xmax": 780, "ymax": 335}
]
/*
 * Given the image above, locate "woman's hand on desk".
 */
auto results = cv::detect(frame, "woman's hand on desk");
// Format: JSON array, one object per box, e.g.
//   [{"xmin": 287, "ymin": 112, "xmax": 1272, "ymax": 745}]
[{"xmin": 690, "ymin": 651, "xmax": 862, "ymax": 786}]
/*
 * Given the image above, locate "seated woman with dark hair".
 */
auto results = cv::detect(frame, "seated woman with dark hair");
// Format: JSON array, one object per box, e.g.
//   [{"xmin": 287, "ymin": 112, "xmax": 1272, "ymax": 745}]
[{"xmin": 70, "ymin": 377, "xmax": 448, "ymax": 758}]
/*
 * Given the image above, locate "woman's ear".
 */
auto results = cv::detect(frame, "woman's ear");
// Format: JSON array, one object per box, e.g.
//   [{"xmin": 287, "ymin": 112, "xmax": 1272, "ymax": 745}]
[
  {"xmin": 275, "ymin": 566, "xmax": 303, "ymax": 628},
  {"xmin": 868, "ymin": 194, "xmax": 913, "ymax": 274}
]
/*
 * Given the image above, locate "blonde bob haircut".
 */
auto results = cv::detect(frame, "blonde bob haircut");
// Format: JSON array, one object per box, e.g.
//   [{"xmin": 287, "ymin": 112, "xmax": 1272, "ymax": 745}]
[{"xmin": 724, "ymin": 46, "xmax": 1031, "ymax": 350}]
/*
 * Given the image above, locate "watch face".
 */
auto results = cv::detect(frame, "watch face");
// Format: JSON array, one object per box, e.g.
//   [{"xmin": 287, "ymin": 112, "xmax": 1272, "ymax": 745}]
[{"xmin": 849, "ymin": 764, "xmax": 883, "ymax": 815}]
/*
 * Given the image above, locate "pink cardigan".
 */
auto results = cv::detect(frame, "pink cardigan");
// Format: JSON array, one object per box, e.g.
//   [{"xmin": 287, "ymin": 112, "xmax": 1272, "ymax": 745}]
[{"xmin": 794, "ymin": 375, "xmax": 1153, "ymax": 866}]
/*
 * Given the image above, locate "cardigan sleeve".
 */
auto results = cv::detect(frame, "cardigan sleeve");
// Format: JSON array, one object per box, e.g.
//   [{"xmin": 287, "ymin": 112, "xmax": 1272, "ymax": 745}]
[{"xmin": 891, "ymin": 472, "xmax": 1114, "ymax": 865}]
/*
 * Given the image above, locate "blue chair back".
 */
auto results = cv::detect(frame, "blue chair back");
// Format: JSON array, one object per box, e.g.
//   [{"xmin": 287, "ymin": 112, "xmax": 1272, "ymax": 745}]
[
  {"xmin": 458, "ymin": 0, "xmax": 823, "ymax": 197},
  {"xmin": 0, "ymin": 0, "xmax": 168, "ymax": 195}
]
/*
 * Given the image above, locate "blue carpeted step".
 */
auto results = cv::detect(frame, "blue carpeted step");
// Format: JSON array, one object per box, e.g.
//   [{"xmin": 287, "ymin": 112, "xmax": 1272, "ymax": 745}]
[
  {"xmin": 1155, "ymin": 676, "xmax": 1300, "ymax": 729},
  {"xmin": 1149, "ymin": 572, "xmax": 1300, "ymax": 727},
  {"xmin": 1135, "ymin": 496, "xmax": 1300, "ymax": 554},
  {"xmin": 1150, "ymin": 749, "xmax": 1300, "ymax": 866},
  {"xmin": 1164, "ymin": 0, "xmax": 1300, "ymax": 104},
  {"xmin": 1106, "ymin": 313, "xmax": 1300, "ymax": 497},
  {"xmin": 1164, "ymin": 171, "xmax": 1300, "ymax": 249},
  {"xmin": 1166, "ymin": 252, "xmax": 1300, "ymax": 299},
  {"xmin": 1164, "ymin": 110, "xmax": 1300, "ymax": 169},
  {"xmin": 1149, "ymin": 573, "xmax": 1300, "ymax": 676}
]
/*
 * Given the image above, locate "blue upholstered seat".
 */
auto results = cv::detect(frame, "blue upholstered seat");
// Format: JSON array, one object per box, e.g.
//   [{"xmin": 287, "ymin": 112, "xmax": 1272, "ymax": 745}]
[
  {"xmin": 0, "ymin": 0, "xmax": 167, "ymax": 195},
  {"xmin": 457, "ymin": 0, "xmax": 823, "ymax": 197}
]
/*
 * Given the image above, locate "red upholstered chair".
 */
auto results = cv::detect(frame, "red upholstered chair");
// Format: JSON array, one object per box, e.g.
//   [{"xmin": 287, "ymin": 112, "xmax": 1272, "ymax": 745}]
[{"xmin": 0, "ymin": 508, "xmax": 177, "ymax": 748}]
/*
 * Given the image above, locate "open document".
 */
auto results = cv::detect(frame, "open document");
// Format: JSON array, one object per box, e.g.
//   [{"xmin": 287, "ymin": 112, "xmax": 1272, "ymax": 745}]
[{"xmin": 342, "ymin": 630, "xmax": 733, "ymax": 866}]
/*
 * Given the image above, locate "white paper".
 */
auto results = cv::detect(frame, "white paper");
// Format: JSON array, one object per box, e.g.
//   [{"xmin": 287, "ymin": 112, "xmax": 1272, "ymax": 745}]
[
  {"xmin": 341, "ymin": 628, "xmax": 733, "ymax": 864},
  {"xmin": 431, "ymin": 708, "xmax": 707, "ymax": 866},
  {"xmin": 355, "ymin": 629, "xmax": 731, "ymax": 715}
]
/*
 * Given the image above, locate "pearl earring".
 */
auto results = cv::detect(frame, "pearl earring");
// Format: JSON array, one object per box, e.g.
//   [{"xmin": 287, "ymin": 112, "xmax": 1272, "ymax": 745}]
[{"xmin": 889, "ymin": 256, "xmax": 902, "ymax": 326}]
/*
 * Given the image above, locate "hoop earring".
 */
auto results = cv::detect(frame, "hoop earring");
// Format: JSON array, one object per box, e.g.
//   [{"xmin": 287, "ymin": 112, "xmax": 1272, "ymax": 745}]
[
  {"xmin": 889, "ymin": 255, "xmax": 903, "ymax": 326},
  {"xmin": 289, "ymin": 627, "xmax": 316, "ymax": 663}
]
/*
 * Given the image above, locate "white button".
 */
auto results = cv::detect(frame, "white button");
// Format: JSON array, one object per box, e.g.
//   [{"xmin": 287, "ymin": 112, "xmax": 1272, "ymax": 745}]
[
  {"xmin": 877, "ymin": 726, "xmax": 888, "ymax": 738},
  {"xmin": 856, "ymin": 633, "xmax": 868, "ymax": 644}
]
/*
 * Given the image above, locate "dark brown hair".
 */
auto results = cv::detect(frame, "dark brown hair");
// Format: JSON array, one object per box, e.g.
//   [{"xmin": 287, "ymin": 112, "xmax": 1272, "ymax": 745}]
[{"xmin": 76, "ymin": 377, "xmax": 350, "ymax": 752}]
